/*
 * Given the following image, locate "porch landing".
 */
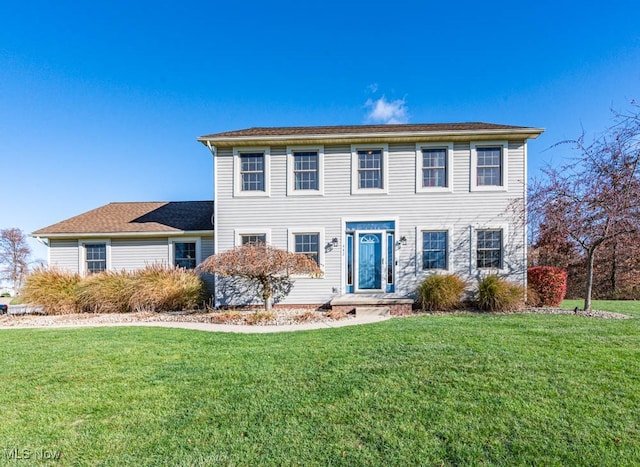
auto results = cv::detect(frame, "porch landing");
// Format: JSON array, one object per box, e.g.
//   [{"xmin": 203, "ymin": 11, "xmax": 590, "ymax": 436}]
[{"xmin": 330, "ymin": 295, "xmax": 414, "ymax": 317}]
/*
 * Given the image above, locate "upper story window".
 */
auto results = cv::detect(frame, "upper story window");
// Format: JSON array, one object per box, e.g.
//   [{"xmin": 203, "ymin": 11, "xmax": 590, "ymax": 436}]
[
  {"xmin": 287, "ymin": 146, "xmax": 324, "ymax": 195},
  {"xmin": 240, "ymin": 153, "xmax": 265, "ymax": 191},
  {"xmin": 233, "ymin": 147, "xmax": 270, "ymax": 197},
  {"xmin": 174, "ymin": 242, "xmax": 197, "ymax": 269},
  {"xmin": 471, "ymin": 141, "xmax": 508, "ymax": 191},
  {"xmin": 351, "ymin": 144, "xmax": 389, "ymax": 194},
  {"xmin": 416, "ymin": 143, "xmax": 453, "ymax": 192},
  {"xmin": 85, "ymin": 243, "xmax": 107, "ymax": 274},
  {"xmin": 422, "ymin": 149, "xmax": 446, "ymax": 187},
  {"xmin": 476, "ymin": 229, "xmax": 502, "ymax": 269},
  {"xmin": 358, "ymin": 150, "xmax": 382, "ymax": 188},
  {"xmin": 477, "ymin": 147, "xmax": 501, "ymax": 186}
]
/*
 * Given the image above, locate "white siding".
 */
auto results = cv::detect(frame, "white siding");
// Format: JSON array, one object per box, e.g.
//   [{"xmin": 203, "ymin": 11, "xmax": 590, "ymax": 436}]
[
  {"xmin": 49, "ymin": 240, "xmax": 80, "ymax": 273},
  {"xmin": 214, "ymin": 140, "xmax": 528, "ymax": 306},
  {"xmin": 111, "ymin": 238, "xmax": 169, "ymax": 271}
]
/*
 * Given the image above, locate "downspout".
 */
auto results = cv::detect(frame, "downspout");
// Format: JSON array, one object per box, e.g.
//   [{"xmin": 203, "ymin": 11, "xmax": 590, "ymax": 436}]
[{"xmin": 205, "ymin": 140, "xmax": 219, "ymax": 309}]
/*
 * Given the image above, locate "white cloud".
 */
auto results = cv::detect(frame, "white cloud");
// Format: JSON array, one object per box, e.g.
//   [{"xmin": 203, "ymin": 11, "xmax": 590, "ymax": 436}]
[{"xmin": 364, "ymin": 96, "xmax": 409, "ymax": 124}]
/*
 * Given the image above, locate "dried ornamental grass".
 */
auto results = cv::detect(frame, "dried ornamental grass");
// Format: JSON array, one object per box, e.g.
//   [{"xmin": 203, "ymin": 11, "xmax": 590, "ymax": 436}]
[
  {"xmin": 477, "ymin": 275, "xmax": 525, "ymax": 312},
  {"xmin": 75, "ymin": 270, "xmax": 135, "ymax": 313},
  {"xmin": 129, "ymin": 264, "xmax": 205, "ymax": 312},
  {"xmin": 417, "ymin": 274, "xmax": 467, "ymax": 311},
  {"xmin": 20, "ymin": 267, "xmax": 81, "ymax": 314}
]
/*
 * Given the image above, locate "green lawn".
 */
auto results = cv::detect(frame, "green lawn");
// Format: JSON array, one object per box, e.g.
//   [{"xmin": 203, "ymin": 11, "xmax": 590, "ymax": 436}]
[{"xmin": 0, "ymin": 302, "xmax": 639, "ymax": 465}]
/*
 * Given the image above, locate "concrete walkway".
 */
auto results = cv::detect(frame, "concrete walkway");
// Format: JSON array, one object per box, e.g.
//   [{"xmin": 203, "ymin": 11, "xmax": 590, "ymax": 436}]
[{"xmin": 0, "ymin": 314, "xmax": 391, "ymax": 334}]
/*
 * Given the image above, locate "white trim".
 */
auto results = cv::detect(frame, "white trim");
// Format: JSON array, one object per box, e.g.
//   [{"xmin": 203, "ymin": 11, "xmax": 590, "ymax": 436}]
[
  {"xmin": 286, "ymin": 145, "xmax": 324, "ymax": 196},
  {"xmin": 234, "ymin": 228, "xmax": 272, "ymax": 247},
  {"xmin": 351, "ymin": 144, "xmax": 389, "ymax": 195},
  {"xmin": 523, "ymin": 141, "xmax": 528, "ymax": 291},
  {"xmin": 415, "ymin": 143, "xmax": 454, "ymax": 193},
  {"xmin": 78, "ymin": 239, "xmax": 111, "ymax": 275},
  {"xmin": 35, "ymin": 231, "xmax": 214, "ymax": 240},
  {"xmin": 470, "ymin": 141, "xmax": 508, "ymax": 192},
  {"xmin": 415, "ymin": 226, "xmax": 454, "ymax": 273},
  {"xmin": 168, "ymin": 237, "xmax": 202, "ymax": 268},
  {"xmin": 471, "ymin": 224, "xmax": 509, "ymax": 273},
  {"xmin": 287, "ymin": 227, "xmax": 325, "ymax": 272},
  {"xmin": 233, "ymin": 147, "xmax": 271, "ymax": 197}
]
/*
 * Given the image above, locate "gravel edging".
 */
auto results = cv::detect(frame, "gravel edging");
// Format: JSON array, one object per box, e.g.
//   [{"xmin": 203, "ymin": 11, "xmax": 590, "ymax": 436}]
[
  {"xmin": 525, "ymin": 307, "xmax": 632, "ymax": 319},
  {"xmin": 0, "ymin": 306, "xmax": 631, "ymax": 330},
  {"xmin": 416, "ymin": 307, "xmax": 632, "ymax": 319},
  {"xmin": 0, "ymin": 308, "xmax": 354, "ymax": 329}
]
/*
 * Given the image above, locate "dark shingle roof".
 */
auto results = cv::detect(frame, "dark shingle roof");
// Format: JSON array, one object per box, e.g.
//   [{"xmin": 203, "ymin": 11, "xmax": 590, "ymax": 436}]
[
  {"xmin": 32, "ymin": 201, "xmax": 214, "ymax": 236},
  {"xmin": 199, "ymin": 122, "xmax": 531, "ymax": 139},
  {"xmin": 198, "ymin": 122, "xmax": 544, "ymax": 148}
]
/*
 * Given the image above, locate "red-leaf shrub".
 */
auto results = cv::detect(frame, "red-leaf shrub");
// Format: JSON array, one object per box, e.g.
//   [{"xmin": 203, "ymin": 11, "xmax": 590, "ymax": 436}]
[{"xmin": 527, "ymin": 266, "xmax": 567, "ymax": 307}]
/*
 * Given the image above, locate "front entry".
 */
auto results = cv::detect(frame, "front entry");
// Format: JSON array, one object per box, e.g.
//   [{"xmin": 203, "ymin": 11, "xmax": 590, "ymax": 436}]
[
  {"xmin": 345, "ymin": 221, "xmax": 395, "ymax": 294},
  {"xmin": 357, "ymin": 232, "xmax": 383, "ymax": 290}
]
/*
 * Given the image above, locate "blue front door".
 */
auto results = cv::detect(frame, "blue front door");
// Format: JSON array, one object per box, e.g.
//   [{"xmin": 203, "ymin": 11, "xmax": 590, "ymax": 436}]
[{"xmin": 357, "ymin": 232, "xmax": 382, "ymax": 290}]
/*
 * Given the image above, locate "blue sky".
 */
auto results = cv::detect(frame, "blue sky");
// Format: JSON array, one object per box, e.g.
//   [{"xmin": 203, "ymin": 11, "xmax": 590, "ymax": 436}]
[{"xmin": 2, "ymin": 0, "xmax": 639, "ymax": 261}]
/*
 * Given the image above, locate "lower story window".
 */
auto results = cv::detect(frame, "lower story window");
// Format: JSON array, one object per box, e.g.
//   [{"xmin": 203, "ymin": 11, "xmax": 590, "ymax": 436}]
[
  {"xmin": 241, "ymin": 234, "xmax": 266, "ymax": 246},
  {"xmin": 174, "ymin": 242, "xmax": 196, "ymax": 269},
  {"xmin": 422, "ymin": 231, "xmax": 447, "ymax": 270},
  {"xmin": 85, "ymin": 244, "xmax": 106, "ymax": 274},
  {"xmin": 477, "ymin": 229, "xmax": 502, "ymax": 268},
  {"xmin": 294, "ymin": 233, "xmax": 319, "ymax": 265}
]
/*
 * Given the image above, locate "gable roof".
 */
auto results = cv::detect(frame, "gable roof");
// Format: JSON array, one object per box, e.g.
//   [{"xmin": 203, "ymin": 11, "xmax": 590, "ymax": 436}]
[
  {"xmin": 32, "ymin": 201, "xmax": 214, "ymax": 238},
  {"xmin": 198, "ymin": 122, "xmax": 544, "ymax": 147}
]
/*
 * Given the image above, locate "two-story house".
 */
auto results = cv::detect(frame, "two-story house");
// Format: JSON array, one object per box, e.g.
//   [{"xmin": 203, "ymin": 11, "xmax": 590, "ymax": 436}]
[{"xmin": 197, "ymin": 123, "xmax": 543, "ymax": 310}]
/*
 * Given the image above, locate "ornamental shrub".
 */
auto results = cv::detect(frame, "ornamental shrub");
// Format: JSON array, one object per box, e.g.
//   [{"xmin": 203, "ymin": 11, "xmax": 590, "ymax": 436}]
[
  {"xmin": 476, "ymin": 275, "xmax": 525, "ymax": 312},
  {"xmin": 417, "ymin": 274, "xmax": 466, "ymax": 311},
  {"xmin": 527, "ymin": 266, "xmax": 567, "ymax": 307}
]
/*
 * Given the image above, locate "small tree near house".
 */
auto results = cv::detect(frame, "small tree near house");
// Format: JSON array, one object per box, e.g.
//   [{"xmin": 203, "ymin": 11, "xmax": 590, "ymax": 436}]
[{"xmin": 199, "ymin": 243, "xmax": 323, "ymax": 311}]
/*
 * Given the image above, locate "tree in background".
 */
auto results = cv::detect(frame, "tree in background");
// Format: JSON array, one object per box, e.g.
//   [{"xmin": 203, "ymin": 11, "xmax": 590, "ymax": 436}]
[
  {"xmin": 0, "ymin": 228, "xmax": 32, "ymax": 292},
  {"xmin": 529, "ymin": 104, "xmax": 640, "ymax": 310},
  {"xmin": 199, "ymin": 243, "xmax": 323, "ymax": 311}
]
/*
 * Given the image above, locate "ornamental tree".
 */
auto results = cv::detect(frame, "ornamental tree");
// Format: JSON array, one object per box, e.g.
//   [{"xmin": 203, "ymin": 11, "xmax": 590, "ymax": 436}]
[
  {"xmin": 198, "ymin": 243, "xmax": 323, "ymax": 311},
  {"xmin": 529, "ymin": 104, "xmax": 640, "ymax": 310}
]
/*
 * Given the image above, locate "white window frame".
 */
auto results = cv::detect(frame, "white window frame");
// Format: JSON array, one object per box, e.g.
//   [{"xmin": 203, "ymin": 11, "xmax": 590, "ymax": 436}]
[
  {"xmin": 234, "ymin": 228, "xmax": 272, "ymax": 247},
  {"xmin": 472, "ymin": 225, "xmax": 508, "ymax": 271},
  {"xmin": 470, "ymin": 141, "xmax": 508, "ymax": 192},
  {"xmin": 288, "ymin": 227, "xmax": 325, "ymax": 272},
  {"xmin": 169, "ymin": 237, "xmax": 202, "ymax": 269},
  {"xmin": 233, "ymin": 147, "xmax": 271, "ymax": 197},
  {"xmin": 351, "ymin": 144, "xmax": 389, "ymax": 194},
  {"xmin": 287, "ymin": 145, "xmax": 324, "ymax": 196},
  {"xmin": 79, "ymin": 239, "xmax": 111, "ymax": 275},
  {"xmin": 415, "ymin": 143, "xmax": 454, "ymax": 193},
  {"xmin": 416, "ymin": 226, "xmax": 453, "ymax": 273}
]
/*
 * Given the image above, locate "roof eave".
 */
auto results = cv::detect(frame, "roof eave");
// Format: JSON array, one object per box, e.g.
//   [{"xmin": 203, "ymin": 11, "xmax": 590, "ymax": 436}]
[
  {"xmin": 197, "ymin": 128, "xmax": 545, "ymax": 148},
  {"xmin": 31, "ymin": 230, "xmax": 214, "ymax": 240}
]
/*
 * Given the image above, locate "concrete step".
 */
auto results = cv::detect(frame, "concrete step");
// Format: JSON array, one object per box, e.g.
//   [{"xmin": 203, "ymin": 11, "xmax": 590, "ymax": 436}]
[{"xmin": 355, "ymin": 306, "xmax": 390, "ymax": 317}]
